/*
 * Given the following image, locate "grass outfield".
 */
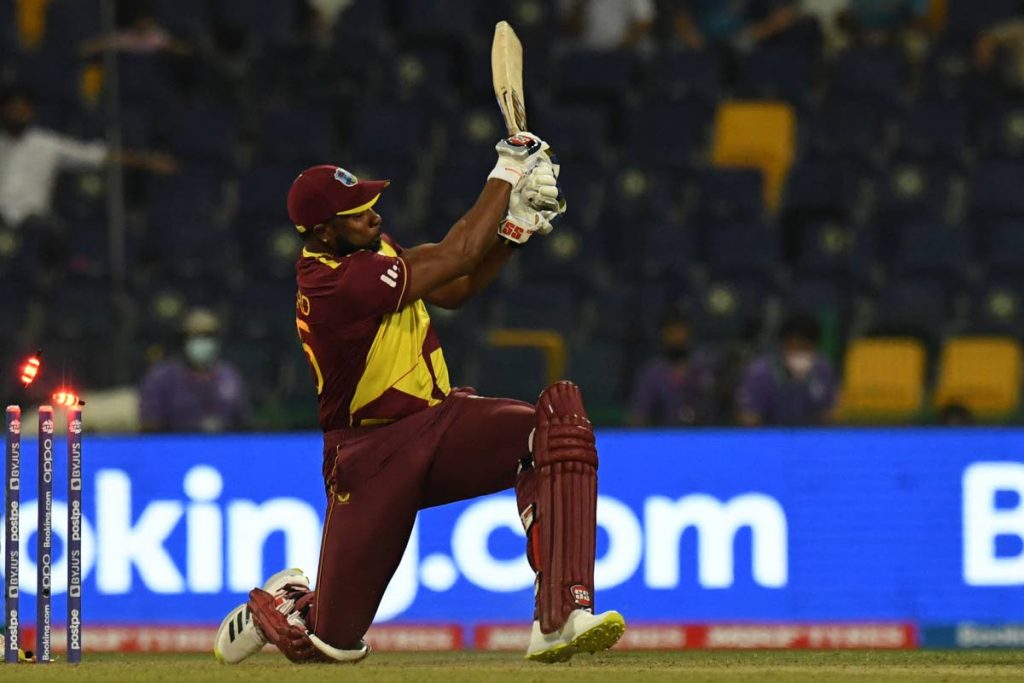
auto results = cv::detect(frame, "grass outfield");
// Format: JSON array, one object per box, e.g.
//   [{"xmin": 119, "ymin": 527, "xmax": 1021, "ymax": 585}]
[{"xmin": 5, "ymin": 651, "xmax": 1024, "ymax": 682}]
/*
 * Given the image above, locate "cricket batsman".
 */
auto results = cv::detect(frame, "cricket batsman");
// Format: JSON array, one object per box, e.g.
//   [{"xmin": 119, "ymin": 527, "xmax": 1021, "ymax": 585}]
[{"xmin": 213, "ymin": 132, "xmax": 625, "ymax": 664}]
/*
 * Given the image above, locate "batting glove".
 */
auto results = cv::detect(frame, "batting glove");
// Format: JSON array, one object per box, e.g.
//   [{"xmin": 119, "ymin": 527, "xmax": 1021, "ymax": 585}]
[
  {"xmin": 498, "ymin": 156, "xmax": 563, "ymax": 245},
  {"xmin": 488, "ymin": 132, "xmax": 549, "ymax": 187}
]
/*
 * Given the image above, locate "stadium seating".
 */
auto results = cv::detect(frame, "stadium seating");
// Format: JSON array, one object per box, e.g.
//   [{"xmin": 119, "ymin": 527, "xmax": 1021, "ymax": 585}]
[
  {"xmin": 839, "ymin": 338, "xmax": 926, "ymax": 421},
  {"xmin": 711, "ymin": 101, "xmax": 796, "ymax": 211},
  {"xmin": 8, "ymin": 0, "xmax": 1024, "ymax": 427},
  {"xmin": 933, "ymin": 337, "xmax": 1022, "ymax": 418}
]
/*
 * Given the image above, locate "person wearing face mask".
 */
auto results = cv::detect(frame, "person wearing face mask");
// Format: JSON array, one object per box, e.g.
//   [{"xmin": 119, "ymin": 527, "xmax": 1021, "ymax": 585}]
[
  {"xmin": 0, "ymin": 83, "xmax": 176, "ymax": 229},
  {"xmin": 628, "ymin": 311, "xmax": 717, "ymax": 426},
  {"xmin": 736, "ymin": 312, "xmax": 837, "ymax": 426},
  {"xmin": 139, "ymin": 307, "xmax": 250, "ymax": 432}
]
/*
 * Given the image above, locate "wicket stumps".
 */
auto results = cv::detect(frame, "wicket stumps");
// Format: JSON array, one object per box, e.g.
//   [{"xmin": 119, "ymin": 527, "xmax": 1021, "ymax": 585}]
[
  {"xmin": 37, "ymin": 406, "xmax": 53, "ymax": 662},
  {"xmin": 66, "ymin": 407, "xmax": 82, "ymax": 664},
  {"xmin": 4, "ymin": 406, "xmax": 20, "ymax": 664},
  {"xmin": 3, "ymin": 404, "xmax": 82, "ymax": 664}
]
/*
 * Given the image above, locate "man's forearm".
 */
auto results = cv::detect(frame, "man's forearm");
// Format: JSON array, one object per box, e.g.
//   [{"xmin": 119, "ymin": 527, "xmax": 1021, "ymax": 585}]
[
  {"xmin": 425, "ymin": 237, "xmax": 515, "ymax": 309},
  {"xmin": 439, "ymin": 179, "xmax": 511, "ymax": 269}
]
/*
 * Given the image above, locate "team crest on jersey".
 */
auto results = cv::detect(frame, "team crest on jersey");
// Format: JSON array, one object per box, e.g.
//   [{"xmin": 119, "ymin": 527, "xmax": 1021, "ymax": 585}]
[{"xmin": 334, "ymin": 167, "xmax": 358, "ymax": 187}]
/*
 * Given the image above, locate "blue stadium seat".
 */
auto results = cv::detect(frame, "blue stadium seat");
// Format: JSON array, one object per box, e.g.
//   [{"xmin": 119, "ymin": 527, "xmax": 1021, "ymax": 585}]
[
  {"xmin": 400, "ymin": 0, "xmax": 480, "ymax": 39},
  {"xmin": 693, "ymin": 278, "xmax": 771, "ymax": 342},
  {"xmin": 602, "ymin": 167, "xmax": 678, "ymax": 223},
  {"xmin": 873, "ymin": 277, "xmax": 953, "ymax": 339},
  {"xmin": 806, "ymin": 100, "xmax": 887, "ymax": 165},
  {"xmin": 967, "ymin": 279, "xmax": 1024, "ymax": 335},
  {"xmin": 475, "ymin": 344, "xmax": 549, "ymax": 404},
  {"xmin": 894, "ymin": 101, "xmax": 969, "ymax": 166},
  {"xmin": 978, "ymin": 106, "xmax": 1024, "ymax": 160},
  {"xmin": 148, "ymin": 169, "xmax": 227, "ymax": 219},
  {"xmin": 259, "ymin": 106, "xmax": 335, "ymax": 166},
  {"xmin": 569, "ymin": 339, "xmax": 625, "ymax": 409},
  {"xmin": 0, "ymin": 228, "xmax": 40, "ymax": 282},
  {"xmin": 553, "ymin": 48, "xmax": 638, "ymax": 103},
  {"xmin": 876, "ymin": 163, "xmax": 958, "ymax": 224},
  {"xmin": 830, "ymin": 46, "xmax": 907, "ymax": 107},
  {"xmin": 496, "ymin": 284, "xmax": 577, "ymax": 336},
  {"xmin": 893, "ymin": 222, "xmax": 971, "ymax": 284},
  {"xmin": 705, "ymin": 221, "xmax": 780, "ymax": 283},
  {"xmin": 146, "ymin": 214, "xmax": 228, "ymax": 279},
  {"xmin": 347, "ymin": 103, "xmax": 422, "ymax": 163},
  {"xmin": 237, "ymin": 165, "xmax": 298, "ymax": 220},
  {"xmin": 228, "ymin": 281, "xmax": 299, "ymax": 342},
  {"xmin": 151, "ymin": 0, "xmax": 211, "ymax": 38},
  {"xmin": 380, "ymin": 48, "xmax": 457, "ymax": 106},
  {"xmin": 920, "ymin": 38, "xmax": 976, "ymax": 100},
  {"xmin": 45, "ymin": 0, "xmax": 101, "ymax": 54},
  {"xmin": 624, "ymin": 103, "xmax": 709, "ymax": 170},
  {"xmin": 796, "ymin": 222, "xmax": 857, "ymax": 276},
  {"xmin": 518, "ymin": 229, "xmax": 604, "ymax": 286},
  {"xmin": 692, "ymin": 168, "xmax": 764, "ymax": 222},
  {"xmin": 117, "ymin": 54, "xmax": 176, "ymax": 110},
  {"xmin": 985, "ymin": 221, "xmax": 1024, "ymax": 276},
  {"xmin": 783, "ymin": 161, "xmax": 862, "ymax": 223},
  {"xmin": 428, "ymin": 158, "xmax": 493, "ymax": 235},
  {"xmin": 334, "ymin": 0, "xmax": 391, "ymax": 39},
  {"xmin": 972, "ymin": 161, "xmax": 1024, "ymax": 220},
  {"xmin": 534, "ymin": 105, "xmax": 611, "ymax": 163},
  {"xmin": 647, "ymin": 49, "xmax": 721, "ymax": 106},
  {"xmin": 787, "ymin": 276, "xmax": 854, "ymax": 320},
  {"xmin": 170, "ymin": 103, "xmax": 239, "ymax": 167},
  {"xmin": 946, "ymin": 0, "xmax": 1021, "ymax": 37},
  {"xmin": 637, "ymin": 222, "xmax": 698, "ymax": 282},
  {"xmin": 219, "ymin": 0, "xmax": 296, "ymax": 44},
  {"xmin": 43, "ymin": 278, "xmax": 116, "ymax": 340},
  {"xmin": 738, "ymin": 44, "xmax": 815, "ymax": 104},
  {"xmin": 238, "ymin": 218, "xmax": 301, "ymax": 281}
]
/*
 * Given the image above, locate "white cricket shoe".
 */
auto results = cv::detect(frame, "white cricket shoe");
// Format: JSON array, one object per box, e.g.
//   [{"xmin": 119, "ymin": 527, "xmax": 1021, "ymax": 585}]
[
  {"xmin": 214, "ymin": 568, "xmax": 310, "ymax": 664},
  {"xmin": 525, "ymin": 609, "xmax": 626, "ymax": 663}
]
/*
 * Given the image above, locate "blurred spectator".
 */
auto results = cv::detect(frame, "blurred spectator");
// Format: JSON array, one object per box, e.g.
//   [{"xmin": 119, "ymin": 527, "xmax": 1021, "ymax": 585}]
[
  {"xmin": 628, "ymin": 312, "xmax": 718, "ymax": 426},
  {"xmin": 670, "ymin": 0, "xmax": 798, "ymax": 50},
  {"xmin": 975, "ymin": 13, "xmax": 1024, "ymax": 92},
  {"xmin": 139, "ymin": 308, "xmax": 250, "ymax": 433},
  {"xmin": 79, "ymin": 0, "xmax": 189, "ymax": 57},
  {"xmin": 837, "ymin": 0, "xmax": 929, "ymax": 45},
  {"xmin": 559, "ymin": 0, "xmax": 657, "ymax": 50},
  {"xmin": 736, "ymin": 313, "xmax": 837, "ymax": 426},
  {"xmin": 0, "ymin": 84, "xmax": 175, "ymax": 229},
  {"xmin": 939, "ymin": 402, "xmax": 974, "ymax": 426}
]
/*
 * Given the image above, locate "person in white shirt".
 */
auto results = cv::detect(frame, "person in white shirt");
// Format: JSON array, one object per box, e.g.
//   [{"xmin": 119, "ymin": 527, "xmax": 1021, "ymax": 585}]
[
  {"xmin": 0, "ymin": 84, "xmax": 175, "ymax": 228},
  {"xmin": 559, "ymin": 0, "xmax": 657, "ymax": 50}
]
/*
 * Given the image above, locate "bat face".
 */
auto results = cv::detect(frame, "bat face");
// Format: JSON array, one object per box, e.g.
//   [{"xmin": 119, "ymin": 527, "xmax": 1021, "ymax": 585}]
[{"xmin": 492, "ymin": 21, "xmax": 526, "ymax": 135}]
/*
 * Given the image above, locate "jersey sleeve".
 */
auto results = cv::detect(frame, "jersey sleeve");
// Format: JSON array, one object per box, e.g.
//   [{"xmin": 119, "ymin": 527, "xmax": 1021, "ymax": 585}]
[{"xmin": 337, "ymin": 250, "xmax": 409, "ymax": 320}]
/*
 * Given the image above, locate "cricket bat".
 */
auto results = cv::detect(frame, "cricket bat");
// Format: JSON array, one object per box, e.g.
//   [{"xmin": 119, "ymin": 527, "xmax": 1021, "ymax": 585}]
[{"xmin": 492, "ymin": 21, "xmax": 527, "ymax": 135}]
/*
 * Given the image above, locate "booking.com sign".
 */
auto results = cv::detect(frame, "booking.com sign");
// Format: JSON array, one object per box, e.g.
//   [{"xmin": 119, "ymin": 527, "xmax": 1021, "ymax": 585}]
[{"xmin": 2, "ymin": 430, "xmax": 1024, "ymax": 626}]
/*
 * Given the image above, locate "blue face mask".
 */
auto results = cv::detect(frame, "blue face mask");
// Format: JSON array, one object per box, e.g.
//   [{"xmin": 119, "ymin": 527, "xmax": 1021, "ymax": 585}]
[{"xmin": 185, "ymin": 335, "xmax": 219, "ymax": 367}]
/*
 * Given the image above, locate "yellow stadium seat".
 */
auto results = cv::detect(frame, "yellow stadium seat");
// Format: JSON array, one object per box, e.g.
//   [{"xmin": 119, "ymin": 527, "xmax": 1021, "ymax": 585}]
[
  {"xmin": 838, "ymin": 338, "xmax": 925, "ymax": 421},
  {"xmin": 16, "ymin": 0, "xmax": 48, "ymax": 49},
  {"xmin": 934, "ymin": 337, "xmax": 1022, "ymax": 418},
  {"xmin": 711, "ymin": 101, "xmax": 796, "ymax": 212}
]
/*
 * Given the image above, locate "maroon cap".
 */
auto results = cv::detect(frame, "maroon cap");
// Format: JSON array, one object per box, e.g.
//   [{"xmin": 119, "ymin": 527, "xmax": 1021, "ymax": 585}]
[{"xmin": 286, "ymin": 165, "xmax": 390, "ymax": 233}]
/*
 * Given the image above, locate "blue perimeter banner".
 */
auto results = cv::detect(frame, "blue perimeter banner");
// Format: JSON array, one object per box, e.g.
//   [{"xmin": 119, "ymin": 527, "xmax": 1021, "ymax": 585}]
[{"xmin": 4, "ymin": 429, "xmax": 1024, "ymax": 629}]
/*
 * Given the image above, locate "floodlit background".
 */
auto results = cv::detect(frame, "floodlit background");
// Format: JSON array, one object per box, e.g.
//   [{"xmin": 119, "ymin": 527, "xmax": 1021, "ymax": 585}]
[
  {"xmin": 2, "ymin": 0, "xmax": 1024, "ymax": 657},
  {"xmin": 2, "ymin": 0, "xmax": 1023, "ymax": 431}
]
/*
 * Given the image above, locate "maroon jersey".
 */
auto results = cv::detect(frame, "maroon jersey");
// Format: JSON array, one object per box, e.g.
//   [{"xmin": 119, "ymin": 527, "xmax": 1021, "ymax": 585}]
[{"xmin": 295, "ymin": 234, "xmax": 451, "ymax": 431}]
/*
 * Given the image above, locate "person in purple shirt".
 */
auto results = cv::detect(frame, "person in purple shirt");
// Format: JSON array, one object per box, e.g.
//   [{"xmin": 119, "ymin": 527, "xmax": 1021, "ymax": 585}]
[
  {"xmin": 140, "ymin": 307, "xmax": 250, "ymax": 432},
  {"xmin": 628, "ymin": 311, "xmax": 718, "ymax": 426},
  {"xmin": 736, "ymin": 313, "xmax": 837, "ymax": 427}
]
